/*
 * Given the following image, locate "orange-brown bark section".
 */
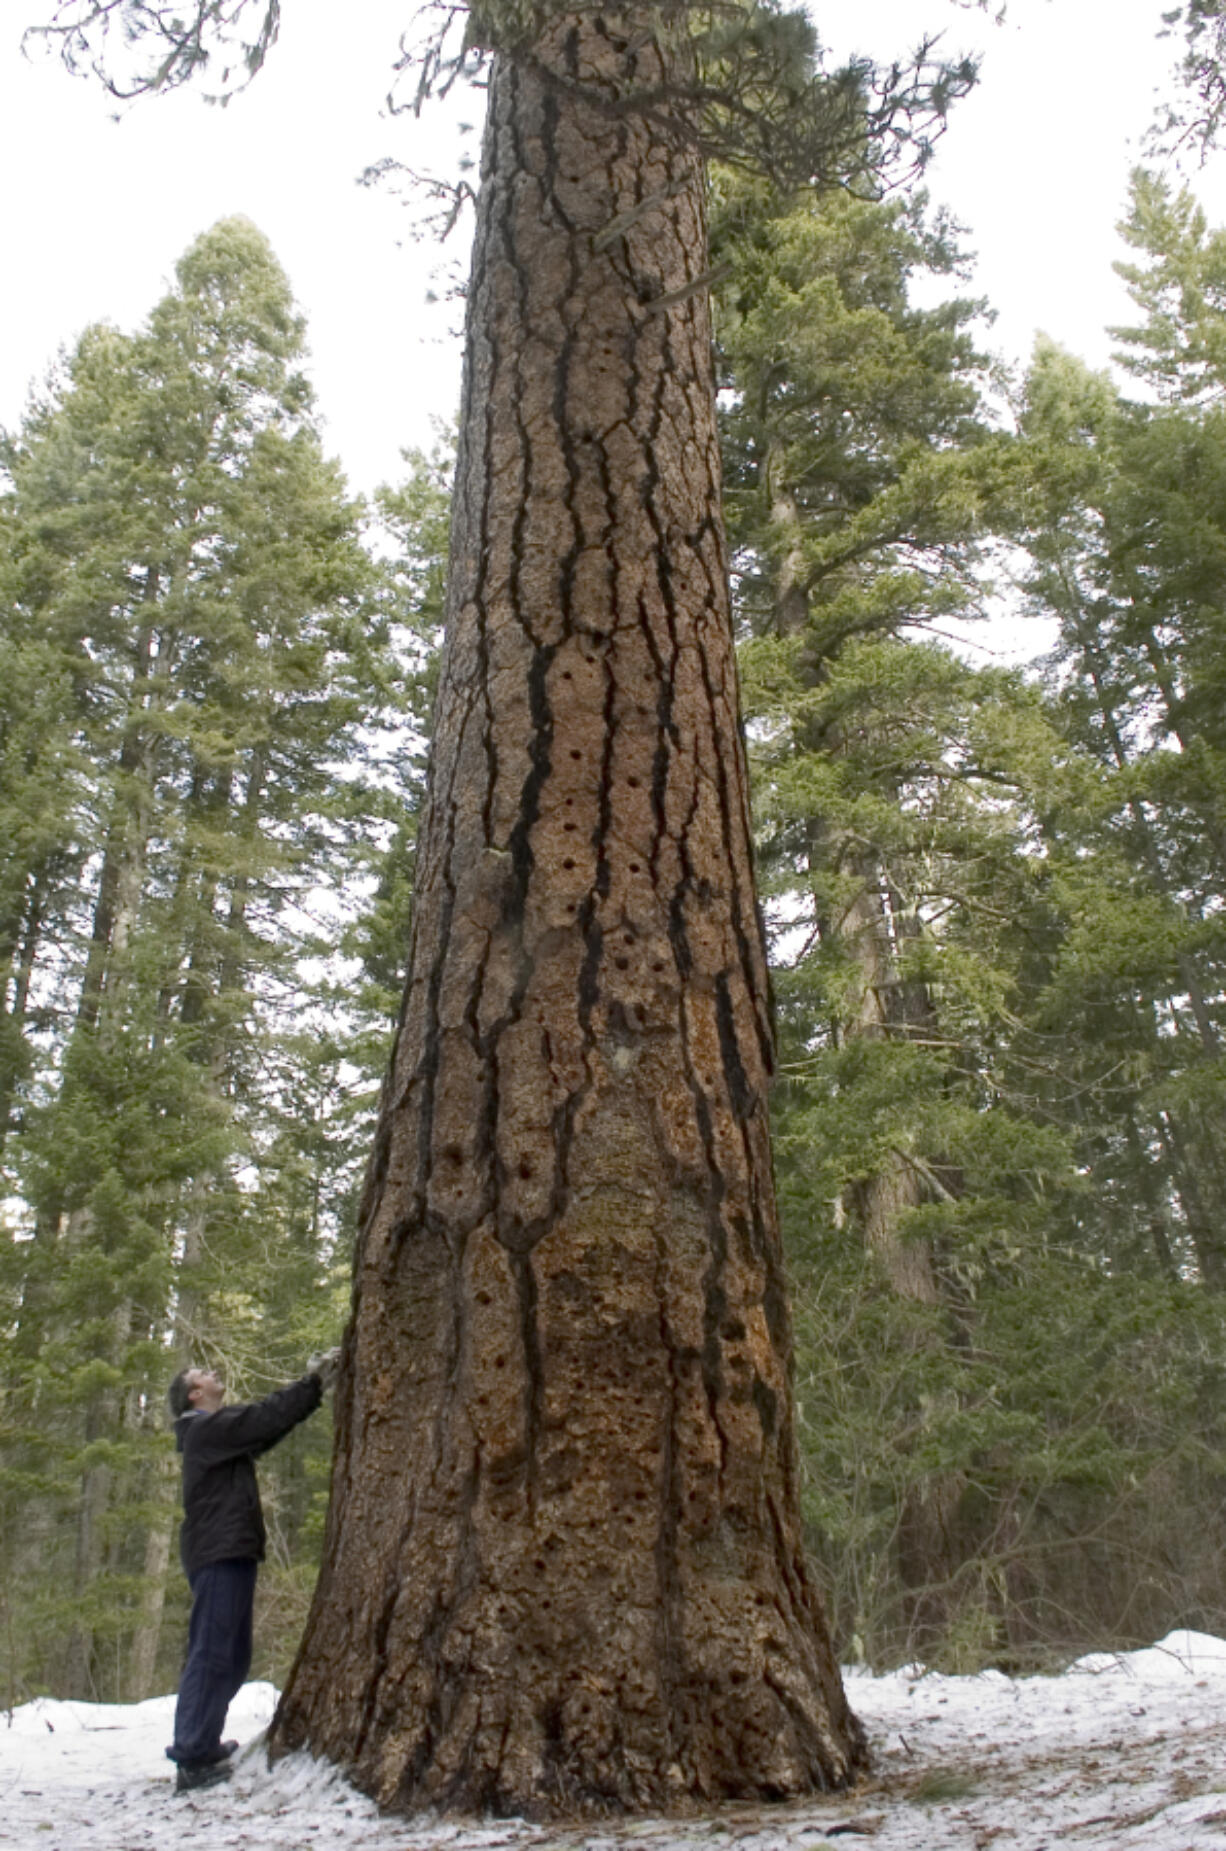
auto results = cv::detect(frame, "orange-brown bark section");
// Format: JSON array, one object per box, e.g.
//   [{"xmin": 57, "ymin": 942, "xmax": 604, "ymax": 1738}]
[{"xmin": 271, "ymin": 14, "xmax": 864, "ymax": 1814}]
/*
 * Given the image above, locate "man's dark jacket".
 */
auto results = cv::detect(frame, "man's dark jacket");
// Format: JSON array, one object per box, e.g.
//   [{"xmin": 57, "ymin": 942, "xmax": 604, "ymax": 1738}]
[{"xmin": 173, "ymin": 1375, "xmax": 323, "ymax": 1576}]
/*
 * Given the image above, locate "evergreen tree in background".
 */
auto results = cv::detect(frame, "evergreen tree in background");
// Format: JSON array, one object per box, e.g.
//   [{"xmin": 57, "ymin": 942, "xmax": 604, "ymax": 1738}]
[
  {"xmin": 1020, "ymin": 171, "xmax": 1226, "ymax": 1290},
  {"xmin": 0, "ymin": 221, "xmax": 431, "ymax": 1702},
  {"xmin": 711, "ymin": 176, "xmax": 1069, "ymax": 1660},
  {"xmin": 711, "ymin": 173, "xmax": 1226, "ymax": 1667}
]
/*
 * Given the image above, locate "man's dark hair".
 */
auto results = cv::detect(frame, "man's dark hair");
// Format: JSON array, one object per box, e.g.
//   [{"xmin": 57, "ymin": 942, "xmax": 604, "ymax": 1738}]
[{"xmin": 167, "ymin": 1368, "xmax": 194, "ymax": 1420}]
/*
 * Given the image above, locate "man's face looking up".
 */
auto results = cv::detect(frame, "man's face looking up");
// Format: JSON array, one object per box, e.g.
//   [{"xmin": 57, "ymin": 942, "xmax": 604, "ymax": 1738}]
[{"xmin": 185, "ymin": 1368, "xmax": 225, "ymax": 1413}]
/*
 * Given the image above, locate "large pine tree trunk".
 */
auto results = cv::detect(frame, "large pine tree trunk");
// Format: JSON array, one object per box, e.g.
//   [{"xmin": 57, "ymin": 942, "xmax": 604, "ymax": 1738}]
[{"xmin": 271, "ymin": 14, "xmax": 863, "ymax": 1816}]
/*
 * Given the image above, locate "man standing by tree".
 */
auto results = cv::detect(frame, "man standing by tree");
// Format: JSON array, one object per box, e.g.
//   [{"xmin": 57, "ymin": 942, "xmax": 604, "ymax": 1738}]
[{"xmin": 164, "ymin": 1355, "xmax": 340, "ymax": 1793}]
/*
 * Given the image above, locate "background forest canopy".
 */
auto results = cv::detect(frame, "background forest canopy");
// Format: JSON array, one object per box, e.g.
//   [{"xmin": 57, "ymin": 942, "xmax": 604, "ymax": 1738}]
[{"xmin": 3, "ymin": 0, "xmax": 1226, "ymax": 1714}]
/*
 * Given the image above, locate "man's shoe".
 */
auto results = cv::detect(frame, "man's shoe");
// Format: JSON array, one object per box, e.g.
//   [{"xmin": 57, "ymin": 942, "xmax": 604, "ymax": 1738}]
[
  {"xmin": 166, "ymin": 1739, "xmax": 238, "ymax": 1767},
  {"xmin": 175, "ymin": 1757, "xmax": 233, "ymax": 1795}
]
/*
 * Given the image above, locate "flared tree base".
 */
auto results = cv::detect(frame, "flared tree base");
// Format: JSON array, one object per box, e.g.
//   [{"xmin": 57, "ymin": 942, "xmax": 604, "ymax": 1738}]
[{"xmin": 271, "ymin": 1633, "xmax": 868, "ymax": 1819}]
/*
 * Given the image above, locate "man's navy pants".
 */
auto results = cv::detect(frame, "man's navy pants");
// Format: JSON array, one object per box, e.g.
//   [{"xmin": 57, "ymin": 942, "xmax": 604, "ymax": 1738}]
[{"xmin": 169, "ymin": 1557, "xmax": 258, "ymax": 1764}]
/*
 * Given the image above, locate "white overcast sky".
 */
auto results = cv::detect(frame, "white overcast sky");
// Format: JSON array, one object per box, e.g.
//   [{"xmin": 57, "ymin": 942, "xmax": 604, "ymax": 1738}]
[{"xmin": 3, "ymin": 0, "xmax": 1226, "ymax": 499}]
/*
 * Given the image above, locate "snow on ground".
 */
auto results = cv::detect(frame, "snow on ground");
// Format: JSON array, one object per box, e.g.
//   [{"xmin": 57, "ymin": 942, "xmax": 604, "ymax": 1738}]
[{"xmin": 4, "ymin": 1634, "xmax": 1226, "ymax": 1851}]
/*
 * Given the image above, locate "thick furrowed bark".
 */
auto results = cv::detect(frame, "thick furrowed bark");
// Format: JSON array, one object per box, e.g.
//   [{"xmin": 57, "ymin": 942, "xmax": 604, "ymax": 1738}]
[{"xmin": 271, "ymin": 16, "xmax": 864, "ymax": 1815}]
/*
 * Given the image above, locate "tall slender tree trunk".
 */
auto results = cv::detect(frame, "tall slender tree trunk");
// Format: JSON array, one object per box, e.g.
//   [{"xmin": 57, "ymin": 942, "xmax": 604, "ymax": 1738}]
[
  {"xmin": 833, "ymin": 859, "xmax": 971, "ymax": 1649},
  {"xmin": 63, "ymin": 1299, "xmax": 132, "ymax": 1697},
  {"xmin": 1158, "ymin": 1111, "xmax": 1226, "ymax": 1288},
  {"xmin": 47, "ymin": 603, "xmax": 166, "ymax": 1696},
  {"xmin": 1138, "ymin": 621, "xmax": 1226, "ymax": 880},
  {"xmin": 1123, "ymin": 1110, "xmax": 1179, "ymax": 1280},
  {"xmin": 0, "ymin": 865, "xmax": 51, "ymax": 1168},
  {"xmin": 271, "ymin": 15, "xmax": 863, "ymax": 1815},
  {"xmin": 127, "ymin": 1458, "xmax": 177, "ymax": 1701},
  {"xmin": 838, "ymin": 870, "xmax": 942, "ymax": 1304},
  {"xmin": 76, "ymin": 596, "xmax": 162, "ymax": 1034}
]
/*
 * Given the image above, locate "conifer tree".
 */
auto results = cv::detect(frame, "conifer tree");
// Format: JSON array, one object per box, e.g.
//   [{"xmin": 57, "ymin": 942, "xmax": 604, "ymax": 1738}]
[
  {"xmin": 0, "ymin": 220, "xmax": 395, "ymax": 1700},
  {"xmin": 704, "ymin": 171, "xmax": 1226, "ymax": 1664},
  {"xmin": 713, "ymin": 176, "xmax": 1025, "ymax": 1643},
  {"xmin": 1019, "ymin": 172, "xmax": 1226, "ymax": 1290}
]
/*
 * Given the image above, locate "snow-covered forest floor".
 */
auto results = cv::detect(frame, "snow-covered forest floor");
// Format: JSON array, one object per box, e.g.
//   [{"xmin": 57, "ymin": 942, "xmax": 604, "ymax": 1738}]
[{"xmin": 4, "ymin": 1632, "xmax": 1226, "ymax": 1851}]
